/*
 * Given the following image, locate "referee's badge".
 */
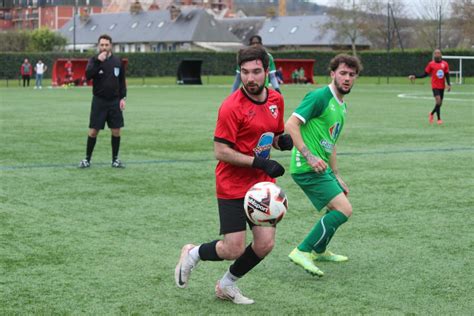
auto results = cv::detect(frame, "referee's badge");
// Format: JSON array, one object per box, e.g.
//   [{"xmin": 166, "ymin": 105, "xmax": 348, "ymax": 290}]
[
  {"xmin": 269, "ymin": 104, "xmax": 278, "ymax": 119},
  {"xmin": 114, "ymin": 67, "xmax": 120, "ymax": 77}
]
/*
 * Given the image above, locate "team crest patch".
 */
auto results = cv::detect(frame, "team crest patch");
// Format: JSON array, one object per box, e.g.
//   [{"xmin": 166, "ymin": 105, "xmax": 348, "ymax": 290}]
[
  {"xmin": 114, "ymin": 67, "xmax": 120, "ymax": 77},
  {"xmin": 254, "ymin": 132, "xmax": 274, "ymax": 159},
  {"xmin": 329, "ymin": 122, "xmax": 341, "ymax": 140},
  {"xmin": 436, "ymin": 69, "xmax": 444, "ymax": 79},
  {"xmin": 269, "ymin": 105, "xmax": 278, "ymax": 118}
]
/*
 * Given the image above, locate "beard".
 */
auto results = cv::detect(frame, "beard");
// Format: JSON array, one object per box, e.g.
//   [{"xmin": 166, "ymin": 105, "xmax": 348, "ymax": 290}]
[
  {"xmin": 434, "ymin": 57, "xmax": 442, "ymax": 62},
  {"xmin": 334, "ymin": 78, "xmax": 352, "ymax": 95},
  {"xmin": 243, "ymin": 81, "xmax": 265, "ymax": 95}
]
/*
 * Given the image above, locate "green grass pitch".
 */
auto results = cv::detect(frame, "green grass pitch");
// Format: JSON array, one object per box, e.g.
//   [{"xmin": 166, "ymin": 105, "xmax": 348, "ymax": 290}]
[{"xmin": 1, "ymin": 81, "xmax": 473, "ymax": 314}]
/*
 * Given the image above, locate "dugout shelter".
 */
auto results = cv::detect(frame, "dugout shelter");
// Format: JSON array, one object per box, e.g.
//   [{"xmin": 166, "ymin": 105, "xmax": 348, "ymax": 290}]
[
  {"xmin": 274, "ymin": 59, "xmax": 315, "ymax": 84},
  {"xmin": 177, "ymin": 59, "xmax": 203, "ymax": 85}
]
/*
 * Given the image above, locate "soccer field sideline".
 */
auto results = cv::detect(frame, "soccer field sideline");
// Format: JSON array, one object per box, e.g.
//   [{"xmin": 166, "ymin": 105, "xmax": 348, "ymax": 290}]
[{"xmin": 1, "ymin": 146, "xmax": 473, "ymax": 171}]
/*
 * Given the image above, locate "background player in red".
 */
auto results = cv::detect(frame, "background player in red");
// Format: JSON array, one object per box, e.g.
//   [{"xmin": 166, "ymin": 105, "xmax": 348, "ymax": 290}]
[
  {"xmin": 175, "ymin": 46, "xmax": 293, "ymax": 304},
  {"xmin": 64, "ymin": 59, "xmax": 73, "ymax": 84},
  {"xmin": 409, "ymin": 49, "xmax": 451, "ymax": 125}
]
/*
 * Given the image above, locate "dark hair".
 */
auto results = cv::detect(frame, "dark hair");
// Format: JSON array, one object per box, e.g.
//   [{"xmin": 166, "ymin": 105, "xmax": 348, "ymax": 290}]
[
  {"xmin": 237, "ymin": 46, "xmax": 269, "ymax": 71},
  {"xmin": 328, "ymin": 54, "xmax": 362, "ymax": 74},
  {"xmin": 248, "ymin": 35, "xmax": 262, "ymax": 46},
  {"xmin": 98, "ymin": 34, "xmax": 113, "ymax": 43}
]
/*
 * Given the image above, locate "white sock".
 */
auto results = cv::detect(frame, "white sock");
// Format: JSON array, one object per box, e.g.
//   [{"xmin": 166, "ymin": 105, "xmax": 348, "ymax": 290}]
[
  {"xmin": 188, "ymin": 245, "xmax": 201, "ymax": 263},
  {"xmin": 219, "ymin": 270, "xmax": 239, "ymax": 288}
]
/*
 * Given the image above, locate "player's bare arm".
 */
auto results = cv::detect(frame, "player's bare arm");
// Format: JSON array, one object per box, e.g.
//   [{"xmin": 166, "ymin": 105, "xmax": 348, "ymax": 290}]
[
  {"xmin": 214, "ymin": 141, "xmax": 285, "ymax": 178},
  {"xmin": 285, "ymin": 115, "xmax": 327, "ymax": 173},
  {"xmin": 329, "ymin": 146, "xmax": 349, "ymax": 194},
  {"xmin": 214, "ymin": 141, "xmax": 254, "ymax": 167}
]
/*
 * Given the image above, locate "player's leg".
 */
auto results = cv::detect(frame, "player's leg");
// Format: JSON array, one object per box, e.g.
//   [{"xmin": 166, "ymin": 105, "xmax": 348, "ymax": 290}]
[
  {"xmin": 437, "ymin": 90, "xmax": 444, "ymax": 124},
  {"xmin": 288, "ymin": 172, "xmax": 345, "ymax": 276},
  {"xmin": 215, "ymin": 226, "xmax": 275, "ymax": 305},
  {"xmin": 108, "ymin": 100, "xmax": 125, "ymax": 168},
  {"xmin": 80, "ymin": 98, "xmax": 106, "ymax": 168},
  {"xmin": 430, "ymin": 90, "xmax": 442, "ymax": 124},
  {"xmin": 175, "ymin": 199, "xmax": 246, "ymax": 289},
  {"xmin": 219, "ymin": 226, "xmax": 275, "ymax": 289},
  {"xmin": 311, "ymin": 193, "xmax": 351, "ymax": 262}
]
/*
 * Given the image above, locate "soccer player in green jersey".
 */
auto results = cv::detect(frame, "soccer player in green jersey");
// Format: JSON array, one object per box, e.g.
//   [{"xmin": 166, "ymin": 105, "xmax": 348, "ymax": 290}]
[
  {"xmin": 231, "ymin": 35, "xmax": 281, "ymax": 94},
  {"xmin": 285, "ymin": 54, "xmax": 362, "ymax": 276}
]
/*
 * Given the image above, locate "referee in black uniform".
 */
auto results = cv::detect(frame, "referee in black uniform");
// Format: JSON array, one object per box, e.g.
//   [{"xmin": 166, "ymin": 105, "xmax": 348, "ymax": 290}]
[{"xmin": 79, "ymin": 34, "xmax": 127, "ymax": 168}]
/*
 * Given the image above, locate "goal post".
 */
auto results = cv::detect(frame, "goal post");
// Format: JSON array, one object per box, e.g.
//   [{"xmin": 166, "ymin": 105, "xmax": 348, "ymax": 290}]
[{"xmin": 443, "ymin": 55, "xmax": 474, "ymax": 84}]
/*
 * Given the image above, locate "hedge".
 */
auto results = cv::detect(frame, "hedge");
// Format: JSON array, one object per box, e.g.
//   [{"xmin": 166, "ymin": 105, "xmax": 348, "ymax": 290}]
[{"xmin": 1, "ymin": 49, "xmax": 473, "ymax": 79}]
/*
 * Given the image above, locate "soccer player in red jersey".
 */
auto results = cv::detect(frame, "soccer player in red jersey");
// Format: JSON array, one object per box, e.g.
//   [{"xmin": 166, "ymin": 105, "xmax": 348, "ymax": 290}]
[
  {"xmin": 409, "ymin": 49, "xmax": 451, "ymax": 125},
  {"xmin": 175, "ymin": 46, "xmax": 293, "ymax": 304}
]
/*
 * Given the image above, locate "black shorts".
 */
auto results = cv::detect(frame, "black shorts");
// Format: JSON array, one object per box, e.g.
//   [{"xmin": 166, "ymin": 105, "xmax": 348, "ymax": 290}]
[
  {"xmin": 218, "ymin": 198, "xmax": 255, "ymax": 235},
  {"xmin": 89, "ymin": 96, "xmax": 124, "ymax": 130},
  {"xmin": 432, "ymin": 89, "xmax": 445, "ymax": 100}
]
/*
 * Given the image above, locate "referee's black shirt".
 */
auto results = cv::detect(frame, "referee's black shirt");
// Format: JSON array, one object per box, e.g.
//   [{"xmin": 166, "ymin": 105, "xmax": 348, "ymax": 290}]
[{"xmin": 86, "ymin": 54, "xmax": 126, "ymax": 100}]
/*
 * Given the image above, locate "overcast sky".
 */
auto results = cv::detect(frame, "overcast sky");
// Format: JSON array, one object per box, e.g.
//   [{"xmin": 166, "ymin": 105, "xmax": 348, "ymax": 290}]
[{"xmin": 310, "ymin": 0, "xmax": 453, "ymax": 18}]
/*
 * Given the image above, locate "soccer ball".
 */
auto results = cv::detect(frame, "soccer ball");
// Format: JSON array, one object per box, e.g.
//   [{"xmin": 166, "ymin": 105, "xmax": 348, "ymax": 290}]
[{"xmin": 244, "ymin": 182, "xmax": 288, "ymax": 226}]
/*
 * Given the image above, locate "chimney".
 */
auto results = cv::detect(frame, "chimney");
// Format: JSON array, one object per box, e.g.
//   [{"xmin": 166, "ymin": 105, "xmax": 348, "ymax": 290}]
[
  {"xmin": 130, "ymin": 0, "xmax": 143, "ymax": 14},
  {"xmin": 169, "ymin": 5, "xmax": 181, "ymax": 21}
]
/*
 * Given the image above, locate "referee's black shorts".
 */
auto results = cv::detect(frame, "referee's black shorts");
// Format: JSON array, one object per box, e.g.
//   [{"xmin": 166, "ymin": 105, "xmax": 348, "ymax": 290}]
[
  {"xmin": 218, "ymin": 198, "xmax": 255, "ymax": 235},
  {"xmin": 89, "ymin": 96, "xmax": 124, "ymax": 130},
  {"xmin": 432, "ymin": 89, "xmax": 445, "ymax": 100}
]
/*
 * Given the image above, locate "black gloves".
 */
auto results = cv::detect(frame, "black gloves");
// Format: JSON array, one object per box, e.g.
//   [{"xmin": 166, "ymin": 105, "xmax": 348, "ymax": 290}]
[
  {"xmin": 252, "ymin": 156, "xmax": 285, "ymax": 178},
  {"xmin": 277, "ymin": 134, "xmax": 293, "ymax": 151}
]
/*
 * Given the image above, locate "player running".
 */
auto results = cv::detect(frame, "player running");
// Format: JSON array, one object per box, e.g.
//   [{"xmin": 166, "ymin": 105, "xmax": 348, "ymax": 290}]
[
  {"xmin": 175, "ymin": 46, "xmax": 293, "ymax": 304},
  {"xmin": 409, "ymin": 49, "xmax": 451, "ymax": 125},
  {"xmin": 231, "ymin": 35, "xmax": 281, "ymax": 94},
  {"xmin": 285, "ymin": 54, "xmax": 362, "ymax": 277}
]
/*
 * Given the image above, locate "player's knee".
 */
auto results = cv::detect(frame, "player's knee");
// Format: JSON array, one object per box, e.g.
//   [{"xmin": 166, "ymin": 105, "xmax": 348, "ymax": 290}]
[
  {"xmin": 222, "ymin": 241, "xmax": 245, "ymax": 259},
  {"xmin": 253, "ymin": 239, "xmax": 274, "ymax": 258},
  {"xmin": 88, "ymin": 129, "xmax": 98, "ymax": 137},
  {"xmin": 340, "ymin": 203, "xmax": 353, "ymax": 218}
]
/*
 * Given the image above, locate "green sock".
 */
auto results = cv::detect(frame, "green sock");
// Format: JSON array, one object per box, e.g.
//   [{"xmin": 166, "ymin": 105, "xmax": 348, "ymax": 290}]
[{"xmin": 297, "ymin": 210, "xmax": 348, "ymax": 253}]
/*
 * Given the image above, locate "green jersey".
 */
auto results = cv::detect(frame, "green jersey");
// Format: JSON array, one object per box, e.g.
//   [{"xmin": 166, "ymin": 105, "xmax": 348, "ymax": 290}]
[{"xmin": 290, "ymin": 85, "xmax": 347, "ymax": 174}]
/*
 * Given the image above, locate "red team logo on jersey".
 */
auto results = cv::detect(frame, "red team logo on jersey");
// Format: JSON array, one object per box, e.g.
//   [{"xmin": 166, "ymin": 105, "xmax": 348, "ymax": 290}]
[{"xmin": 268, "ymin": 105, "xmax": 278, "ymax": 119}]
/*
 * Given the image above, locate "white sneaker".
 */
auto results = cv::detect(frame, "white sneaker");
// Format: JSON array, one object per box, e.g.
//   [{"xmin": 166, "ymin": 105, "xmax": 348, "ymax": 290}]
[
  {"xmin": 215, "ymin": 281, "xmax": 255, "ymax": 305},
  {"xmin": 175, "ymin": 244, "xmax": 197, "ymax": 288},
  {"xmin": 78, "ymin": 159, "xmax": 90, "ymax": 168}
]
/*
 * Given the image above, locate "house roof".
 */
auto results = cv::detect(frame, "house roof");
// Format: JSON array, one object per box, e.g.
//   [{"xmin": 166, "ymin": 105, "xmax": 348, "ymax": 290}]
[
  {"xmin": 58, "ymin": 8, "xmax": 241, "ymax": 45},
  {"xmin": 259, "ymin": 15, "xmax": 371, "ymax": 47}
]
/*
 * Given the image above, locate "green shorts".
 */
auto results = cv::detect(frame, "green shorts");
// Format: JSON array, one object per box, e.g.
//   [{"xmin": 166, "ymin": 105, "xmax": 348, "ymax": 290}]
[{"xmin": 291, "ymin": 171, "xmax": 344, "ymax": 211}]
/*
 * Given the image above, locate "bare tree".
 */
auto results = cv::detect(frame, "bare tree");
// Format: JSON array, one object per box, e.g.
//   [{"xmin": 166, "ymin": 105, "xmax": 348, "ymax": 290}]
[
  {"xmin": 413, "ymin": 0, "xmax": 451, "ymax": 49},
  {"xmin": 450, "ymin": 0, "xmax": 474, "ymax": 48},
  {"xmin": 324, "ymin": 0, "xmax": 367, "ymax": 56},
  {"xmin": 359, "ymin": 0, "xmax": 408, "ymax": 50}
]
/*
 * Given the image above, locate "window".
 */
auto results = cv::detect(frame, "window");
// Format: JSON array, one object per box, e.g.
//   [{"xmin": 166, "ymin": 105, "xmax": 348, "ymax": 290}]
[
  {"xmin": 90, "ymin": 24, "xmax": 97, "ymax": 31},
  {"xmin": 136, "ymin": 44, "xmax": 141, "ymax": 52},
  {"xmin": 268, "ymin": 26, "xmax": 275, "ymax": 33},
  {"xmin": 146, "ymin": 21, "xmax": 153, "ymax": 28},
  {"xmin": 290, "ymin": 26, "xmax": 298, "ymax": 34},
  {"xmin": 131, "ymin": 22, "xmax": 138, "ymax": 29},
  {"xmin": 157, "ymin": 21, "xmax": 164, "ymax": 28},
  {"xmin": 249, "ymin": 25, "xmax": 254, "ymax": 30},
  {"xmin": 69, "ymin": 26, "xmax": 74, "ymax": 32},
  {"xmin": 109, "ymin": 23, "xmax": 116, "ymax": 30},
  {"xmin": 228, "ymin": 26, "xmax": 233, "ymax": 32},
  {"xmin": 210, "ymin": 20, "xmax": 216, "ymax": 27}
]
